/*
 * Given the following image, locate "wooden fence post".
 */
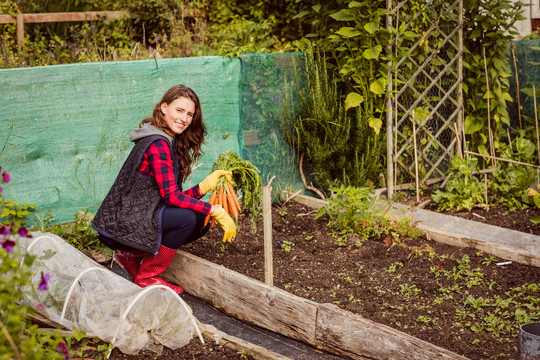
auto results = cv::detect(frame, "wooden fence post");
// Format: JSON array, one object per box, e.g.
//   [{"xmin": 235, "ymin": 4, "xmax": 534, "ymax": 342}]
[
  {"xmin": 16, "ymin": 13, "xmax": 24, "ymax": 48},
  {"xmin": 263, "ymin": 176, "xmax": 275, "ymax": 286}
]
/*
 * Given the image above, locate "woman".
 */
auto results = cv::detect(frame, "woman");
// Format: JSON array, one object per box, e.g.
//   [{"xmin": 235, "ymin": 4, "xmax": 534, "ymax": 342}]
[{"xmin": 92, "ymin": 85, "xmax": 236, "ymax": 295}]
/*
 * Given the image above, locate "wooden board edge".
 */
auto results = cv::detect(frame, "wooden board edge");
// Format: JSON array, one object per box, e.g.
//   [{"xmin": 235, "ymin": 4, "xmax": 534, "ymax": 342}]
[
  {"xmin": 164, "ymin": 251, "xmax": 318, "ymax": 345},
  {"xmin": 315, "ymin": 303, "xmax": 469, "ymax": 360}
]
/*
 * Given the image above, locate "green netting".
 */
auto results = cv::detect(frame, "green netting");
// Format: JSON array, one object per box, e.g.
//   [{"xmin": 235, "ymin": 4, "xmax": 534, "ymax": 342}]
[
  {"xmin": 0, "ymin": 57, "xmax": 241, "ymax": 224},
  {"xmin": 508, "ymin": 39, "xmax": 540, "ymax": 129},
  {"xmin": 239, "ymin": 52, "xmax": 305, "ymax": 198}
]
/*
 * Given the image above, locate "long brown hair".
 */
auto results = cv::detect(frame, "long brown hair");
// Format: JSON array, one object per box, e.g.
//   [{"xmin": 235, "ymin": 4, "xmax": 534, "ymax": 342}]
[{"xmin": 141, "ymin": 85, "xmax": 206, "ymax": 180}]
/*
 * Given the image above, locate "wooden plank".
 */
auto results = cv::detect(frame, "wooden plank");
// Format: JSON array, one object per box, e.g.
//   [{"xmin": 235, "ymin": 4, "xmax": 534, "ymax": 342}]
[
  {"xmin": 316, "ymin": 303, "xmax": 468, "ymax": 360},
  {"xmin": 0, "ymin": 14, "xmax": 17, "ymax": 24},
  {"xmin": 402, "ymin": 205, "xmax": 540, "ymax": 268},
  {"xmin": 284, "ymin": 192, "xmax": 540, "ymax": 268},
  {"xmin": 0, "ymin": 11, "xmax": 127, "ymax": 24},
  {"xmin": 29, "ymin": 313, "xmax": 66, "ymax": 330},
  {"xmin": 164, "ymin": 251, "xmax": 318, "ymax": 345}
]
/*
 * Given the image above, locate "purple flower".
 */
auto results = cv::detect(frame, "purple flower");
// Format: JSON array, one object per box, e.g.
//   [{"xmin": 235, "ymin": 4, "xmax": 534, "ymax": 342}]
[
  {"xmin": 56, "ymin": 342, "xmax": 69, "ymax": 360},
  {"xmin": 0, "ymin": 224, "xmax": 9, "ymax": 235},
  {"xmin": 39, "ymin": 272, "xmax": 50, "ymax": 291},
  {"xmin": 18, "ymin": 226, "xmax": 31, "ymax": 238},
  {"xmin": 2, "ymin": 171, "xmax": 10, "ymax": 183},
  {"xmin": 1, "ymin": 238, "xmax": 15, "ymax": 252}
]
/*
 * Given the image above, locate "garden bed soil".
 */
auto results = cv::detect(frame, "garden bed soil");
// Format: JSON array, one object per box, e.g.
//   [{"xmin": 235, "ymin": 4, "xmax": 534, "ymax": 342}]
[
  {"xmin": 183, "ymin": 199, "xmax": 540, "ymax": 360},
  {"xmin": 82, "ymin": 337, "xmax": 256, "ymax": 360},
  {"xmin": 395, "ymin": 188, "xmax": 540, "ymax": 236}
]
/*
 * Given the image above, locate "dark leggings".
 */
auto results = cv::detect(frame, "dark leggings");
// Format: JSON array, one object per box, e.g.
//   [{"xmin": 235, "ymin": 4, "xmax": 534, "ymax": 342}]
[
  {"xmin": 98, "ymin": 207, "xmax": 209, "ymax": 251},
  {"xmin": 160, "ymin": 207, "xmax": 209, "ymax": 249}
]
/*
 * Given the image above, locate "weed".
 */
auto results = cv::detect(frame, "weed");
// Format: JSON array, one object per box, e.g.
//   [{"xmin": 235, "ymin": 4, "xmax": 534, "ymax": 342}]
[
  {"xmin": 400, "ymin": 284, "xmax": 421, "ymax": 296},
  {"xmin": 280, "ymin": 240, "xmax": 292, "ymax": 253},
  {"xmin": 385, "ymin": 261, "xmax": 403, "ymax": 273},
  {"xmin": 237, "ymin": 350, "xmax": 251, "ymax": 359}
]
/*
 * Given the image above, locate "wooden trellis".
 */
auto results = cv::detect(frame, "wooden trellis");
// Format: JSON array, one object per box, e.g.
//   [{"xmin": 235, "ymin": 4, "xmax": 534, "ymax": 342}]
[{"xmin": 385, "ymin": 0, "xmax": 463, "ymax": 196}]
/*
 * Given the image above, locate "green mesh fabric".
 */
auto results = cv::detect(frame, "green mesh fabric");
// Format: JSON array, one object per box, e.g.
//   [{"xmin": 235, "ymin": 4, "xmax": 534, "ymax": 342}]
[
  {"xmin": 508, "ymin": 39, "xmax": 540, "ymax": 129},
  {"xmin": 0, "ymin": 57, "xmax": 241, "ymax": 223},
  {"xmin": 239, "ymin": 52, "xmax": 305, "ymax": 198}
]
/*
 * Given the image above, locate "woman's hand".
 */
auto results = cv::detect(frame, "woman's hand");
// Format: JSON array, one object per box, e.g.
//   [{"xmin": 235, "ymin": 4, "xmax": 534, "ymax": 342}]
[
  {"xmin": 210, "ymin": 205, "xmax": 236, "ymax": 242},
  {"xmin": 199, "ymin": 170, "xmax": 233, "ymax": 195}
]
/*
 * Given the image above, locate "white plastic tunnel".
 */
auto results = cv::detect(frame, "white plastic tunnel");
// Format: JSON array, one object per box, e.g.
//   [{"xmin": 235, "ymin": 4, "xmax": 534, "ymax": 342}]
[{"xmin": 16, "ymin": 231, "xmax": 203, "ymax": 355}]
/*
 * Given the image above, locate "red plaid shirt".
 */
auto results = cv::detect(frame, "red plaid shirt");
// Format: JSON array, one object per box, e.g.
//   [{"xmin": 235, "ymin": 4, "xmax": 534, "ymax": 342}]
[{"xmin": 139, "ymin": 139, "xmax": 211, "ymax": 215}]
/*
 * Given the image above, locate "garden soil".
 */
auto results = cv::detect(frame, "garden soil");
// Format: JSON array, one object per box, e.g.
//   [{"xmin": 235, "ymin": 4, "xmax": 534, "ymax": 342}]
[
  {"xmin": 183, "ymin": 199, "xmax": 540, "ymax": 360},
  {"xmin": 83, "ymin": 196, "xmax": 540, "ymax": 360}
]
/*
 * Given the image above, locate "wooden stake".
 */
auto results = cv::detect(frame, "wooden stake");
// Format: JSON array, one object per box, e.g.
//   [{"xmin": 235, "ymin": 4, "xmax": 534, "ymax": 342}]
[
  {"xmin": 511, "ymin": 43, "xmax": 523, "ymax": 130},
  {"xmin": 412, "ymin": 110, "xmax": 420, "ymax": 202},
  {"xmin": 263, "ymin": 176, "xmax": 275, "ymax": 286},
  {"xmin": 483, "ymin": 47, "xmax": 495, "ymax": 166},
  {"xmin": 465, "ymin": 150, "xmax": 540, "ymax": 169},
  {"xmin": 534, "ymin": 86, "xmax": 540, "ymax": 167},
  {"xmin": 453, "ymin": 122, "xmax": 463, "ymax": 159},
  {"xmin": 484, "ymin": 173, "xmax": 488, "ymax": 211},
  {"xmin": 507, "ymin": 128, "xmax": 512, "ymax": 151}
]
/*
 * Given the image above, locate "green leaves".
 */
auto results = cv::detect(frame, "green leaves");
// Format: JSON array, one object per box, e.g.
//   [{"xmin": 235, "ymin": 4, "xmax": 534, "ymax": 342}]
[
  {"xmin": 330, "ymin": 9, "xmax": 356, "ymax": 21},
  {"xmin": 345, "ymin": 92, "xmax": 364, "ymax": 110},
  {"xmin": 431, "ymin": 156, "xmax": 485, "ymax": 211},
  {"xmin": 362, "ymin": 44, "xmax": 382, "ymax": 60},
  {"xmin": 370, "ymin": 77, "xmax": 386, "ymax": 95},
  {"xmin": 368, "ymin": 116, "xmax": 383, "ymax": 134},
  {"xmin": 364, "ymin": 21, "xmax": 379, "ymax": 34},
  {"xmin": 336, "ymin": 27, "xmax": 361, "ymax": 38}
]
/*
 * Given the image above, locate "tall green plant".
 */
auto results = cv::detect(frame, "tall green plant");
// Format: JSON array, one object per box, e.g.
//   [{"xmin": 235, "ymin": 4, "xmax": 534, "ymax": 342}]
[
  {"xmin": 293, "ymin": 0, "xmax": 391, "ymax": 134},
  {"xmin": 283, "ymin": 48, "xmax": 383, "ymax": 192},
  {"xmin": 462, "ymin": 0, "xmax": 525, "ymax": 158}
]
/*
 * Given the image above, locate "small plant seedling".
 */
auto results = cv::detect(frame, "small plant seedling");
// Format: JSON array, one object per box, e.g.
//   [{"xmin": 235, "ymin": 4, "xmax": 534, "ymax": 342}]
[
  {"xmin": 385, "ymin": 261, "xmax": 403, "ymax": 273},
  {"xmin": 280, "ymin": 240, "xmax": 292, "ymax": 253}
]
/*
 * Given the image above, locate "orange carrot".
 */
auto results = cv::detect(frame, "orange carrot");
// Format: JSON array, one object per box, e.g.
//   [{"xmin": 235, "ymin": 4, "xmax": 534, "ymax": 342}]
[
  {"xmin": 222, "ymin": 186, "xmax": 229, "ymax": 215},
  {"xmin": 227, "ymin": 192, "xmax": 239, "ymax": 219},
  {"xmin": 204, "ymin": 191, "xmax": 217, "ymax": 226},
  {"xmin": 218, "ymin": 185, "xmax": 224, "ymax": 208},
  {"xmin": 227, "ymin": 183, "xmax": 241, "ymax": 212},
  {"xmin": 211, "ymin": 217, "xmax": 216, "ymax": 228}
]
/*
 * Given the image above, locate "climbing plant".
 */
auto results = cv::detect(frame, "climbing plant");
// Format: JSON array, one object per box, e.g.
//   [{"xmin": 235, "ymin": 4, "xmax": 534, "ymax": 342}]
[{"xmin": 462, "ymin": 0, "xmax": 525, "ymax": 160}]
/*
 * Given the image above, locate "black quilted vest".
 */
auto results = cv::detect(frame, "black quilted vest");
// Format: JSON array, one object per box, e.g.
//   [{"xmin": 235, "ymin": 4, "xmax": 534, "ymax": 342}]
[{"xmin": 92, "ymin": 135, "xmax": 179, "ymax": 255}]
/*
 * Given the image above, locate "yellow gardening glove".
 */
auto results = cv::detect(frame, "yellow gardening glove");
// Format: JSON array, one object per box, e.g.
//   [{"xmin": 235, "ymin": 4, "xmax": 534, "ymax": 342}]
[
  {"xmin": 199, "ymin": 170, "xmax": 233, "ymax": 195},
  {"xmin": 211, "ymin": 205, "xmax": 237, "ymax": 242}
]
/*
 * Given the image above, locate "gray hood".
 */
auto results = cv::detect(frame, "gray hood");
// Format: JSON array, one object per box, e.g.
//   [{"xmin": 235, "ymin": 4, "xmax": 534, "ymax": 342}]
[{"xmin": 130, "ymin": 123, "xmax": 174, "ymax": 144}]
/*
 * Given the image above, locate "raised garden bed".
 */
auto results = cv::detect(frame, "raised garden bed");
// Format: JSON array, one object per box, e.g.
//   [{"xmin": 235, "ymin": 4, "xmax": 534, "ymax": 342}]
[{"xmin": 172, "ymin": 195, "xmax": 540, "ymax": 360}]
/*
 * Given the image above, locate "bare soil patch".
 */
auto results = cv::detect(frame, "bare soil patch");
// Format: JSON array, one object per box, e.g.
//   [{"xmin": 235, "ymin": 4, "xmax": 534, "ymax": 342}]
[
  {"xmin": 81, "ymin": 338, "xmax": 255, "ymax": 360},
  {"xmin": 184, "ymin": 199, "xmax": 540, "ymax": 360}
]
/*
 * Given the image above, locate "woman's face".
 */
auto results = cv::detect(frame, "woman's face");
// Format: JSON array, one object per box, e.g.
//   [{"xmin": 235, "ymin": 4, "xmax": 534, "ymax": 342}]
[{"xmin": 160, "ymin": 96, "xmax": 195, "ymax": 135}]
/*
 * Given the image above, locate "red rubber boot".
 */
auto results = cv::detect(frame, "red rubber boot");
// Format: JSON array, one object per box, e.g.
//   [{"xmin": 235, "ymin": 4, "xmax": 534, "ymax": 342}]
[
  {"xmin": 115, "ymin": 249, "xmax": 145, "ymax": 280},
  {"xmin": 134, "ymin": 245, "xmax": 184, "ymax": 294}
]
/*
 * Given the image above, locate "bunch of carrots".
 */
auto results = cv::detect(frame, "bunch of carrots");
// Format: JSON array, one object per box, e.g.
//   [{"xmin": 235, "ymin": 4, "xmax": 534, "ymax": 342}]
[{"xmin": 204, "ymin": 180, "xmax": 242, "ymax": 227}]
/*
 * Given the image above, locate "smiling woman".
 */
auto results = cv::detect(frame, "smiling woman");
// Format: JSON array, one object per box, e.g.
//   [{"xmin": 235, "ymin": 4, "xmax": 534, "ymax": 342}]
[
  {"xmin": 91, "ymin": 84, "xmax": 237, "ymax": 295},
  {"xmin": 161, "ymin": 97, "xmax": 195, "ymax": 135}
]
